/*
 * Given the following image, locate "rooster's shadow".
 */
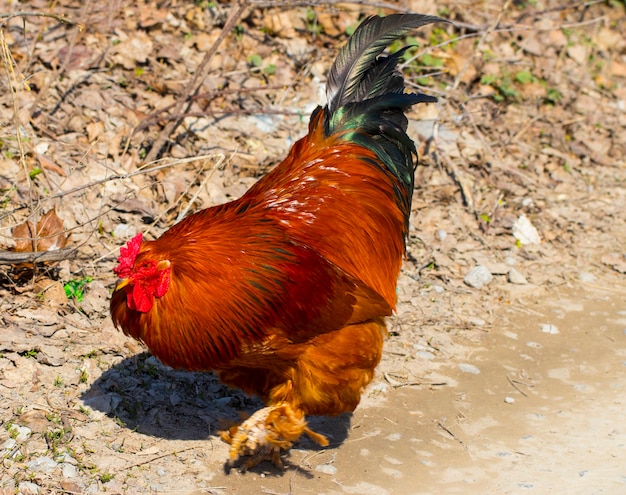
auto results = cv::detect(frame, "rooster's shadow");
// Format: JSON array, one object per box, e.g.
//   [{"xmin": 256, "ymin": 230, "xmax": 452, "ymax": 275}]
[{"xmin": 82, "ymin": 352, "xmax": 352, "ymax": 467}]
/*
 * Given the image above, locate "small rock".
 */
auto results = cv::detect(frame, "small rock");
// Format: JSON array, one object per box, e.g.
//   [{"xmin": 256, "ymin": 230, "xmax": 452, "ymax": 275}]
[
  {"xmin": 1, "ymin": 437, "xmax": 17, "ymax": 451},
  {"xmin": 113, "ymin": 223, "xmax": 137, "ymax": 239},
  {"xmin": 578, "ymin": 271, "xmax": 596, "ymax": 283},
  {"xmin": 82, "ymin": 393, "xmax": 122, "ymax": 414},
  {"xmin": 504, "ymin": 397, "xmax": 515, "ymax": 404},
  {"xmin": 432, "ymin": 284, "xmax": 445, "ymax": 294},
  {"xmin": 508, "ymin": 268, "xmax": 528, "ymax": 285},
  {"xmin": 18, "ymin": 482, "xmax": 40, "ymax": 495},
  {"xmin": 459, "ymin": 363, "xmax": 480, "ymax": 374},
  {"xmin": 417, "ymin": 351, "xmax": 435, "ymax": 360},
  {"xmin": 464, "ymin": 265, "xmax": 493, "ymax": 288},
  {"xmin": 57, "ymin": 452, "xmax": 78, "ymax": 465},
  {"xmin": 27, "ymin": 456, "xmax": 58, "ymax": 473},
  {"xmin": 541, "ymin": 324, "xmax": 559, "ymax": 334},
  {"xmin": 10, "ymin": 425, "xmax": 31, "ymax": 442},
  {"xmin": 467, "ymin": 317, "xmax": 486, "ymax": 326},
  {"xmin": 436, "ymin": 229, "xmax": 447, "ymax": 241},
  {"xmin": 62, "ymin": 463, "xmax": 79, "ymax": 478},
  {"xmin": 512, "ymin": 215, "xmax": 541, "ymax": 245},
  {"xmin": 315, "ymin": 463, "xmax": 338, "ymax": 475}
]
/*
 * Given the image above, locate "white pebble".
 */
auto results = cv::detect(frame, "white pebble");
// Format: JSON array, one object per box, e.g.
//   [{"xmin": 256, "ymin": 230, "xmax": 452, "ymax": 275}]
[
  {"xmin": 18, "ymin": 482, "xmax": 40, "ymax": 495},
  {"xmin": 507, "ymin": 268, "xmax": 528, "ymax": 285},
  {"xmin": 417, "ymin": 351, "xmax": 435, "ymax": 360},
  {"xmin": 464, "ymin": 265, "xmax": 493, "ymax": 288},
  {"xmin": 459, "ymin": 363, "xmax": 480, "ymax": 374},
  {"xmin": 578, "ymin": 272, "xmax": 596, "ymax": 283},
  {"xmin": 541, "ymin": 324, "xmax": 559, "ymax": 334},
  {"xmin": 467, "ymin": 317, "xmax": 486, "ymax": 326},
  {"xmin": 315, "ymin": 463, "xmax": 338, "ymax": 475},
  {"xmin": 513, "ymin": 215, "xmax": 541, "ymax": 245},
  {"xmin": 10, "ymin": 425, "xmax": 32, "ymax": 442},
  {"xmin": 26, "ymin": 456, "xmax": 58, "ymax": 473},
  {"xmin": 504, "ymin": 397, "xmax": 515, "ymax": 404},
  {"xmin": 113, "ymin": 223, "xmax": 137, "ymax": 239},
  {"xmin": 62, "ymin": 463, "xmax": 78, "ymax": 478},
  {"xmin": 437, "ymin": 229, "xmax": 447, "ymax": 241},
  {"xmin": 1, "ymin": 438, "xmax": 17, "ymax": 450}
]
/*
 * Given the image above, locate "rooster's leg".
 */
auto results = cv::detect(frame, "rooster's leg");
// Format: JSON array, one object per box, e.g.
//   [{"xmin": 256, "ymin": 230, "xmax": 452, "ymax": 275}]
[{"xmin": 220, "ymin": 402, "xmax": 328, "ymax": 470}]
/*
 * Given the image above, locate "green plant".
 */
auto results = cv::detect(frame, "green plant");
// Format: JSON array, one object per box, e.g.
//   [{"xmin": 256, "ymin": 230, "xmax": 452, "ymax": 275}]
[
  {"xmin": 234, "ymin": 24, "xmax": 244, "ymax": 41},
  {"xmin": 100, "ymin": 472, "xmax": 114, "ymax": 483},
  {"xmin": 545, "ymin": 87, "xmax": 562, "ymax": 105},
  {"xmin": 305, "ymin": 8, "xmax": 321, "ymax": 35},
  {"xmin": 514, "ymin": 70, "xmax": 535, "ymax": 84},
  {"xmin": 247, "ymin": 53, "xmax": 263, "ymax": 68},
  {"xmin": 480, "ymin": 73, "xmax": 519, "ymax": 102},
  {"xmin": 20, "ymin": 349, "xmax": 39, "ymax": 359},
  {"xmin": 64, "ymin": 276, "xmax": 92, "ymax": 302}
]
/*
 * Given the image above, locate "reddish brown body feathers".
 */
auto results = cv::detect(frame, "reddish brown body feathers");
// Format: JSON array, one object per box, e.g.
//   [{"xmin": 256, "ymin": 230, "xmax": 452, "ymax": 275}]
[
  {"xmin": 110, "ymin": 113, "xmax": 398, "ymax": 413},
  {"xmin": 110, "ymin": 13, "xmax": 444, "ymax": 467}
]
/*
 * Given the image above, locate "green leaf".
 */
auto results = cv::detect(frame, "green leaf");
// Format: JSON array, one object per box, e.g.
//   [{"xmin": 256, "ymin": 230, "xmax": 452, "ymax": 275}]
[
  {"xmin": 480, "ymin": 74, "xmax": 498, "ymax": 85},
  {"xmin": 515, "ymin": 70, "xmax": 534, "ymax": 84},
  {"xmin": 64, "ymin": 277, "xmax": 93, "ymax": 302},
  {"xmin": 247, "ymin": 54, "xmax": 263, "ymax": 67}
]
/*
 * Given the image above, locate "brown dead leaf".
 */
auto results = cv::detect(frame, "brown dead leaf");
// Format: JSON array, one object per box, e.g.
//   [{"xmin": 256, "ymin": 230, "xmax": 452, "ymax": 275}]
[
  {"xmin": 35, "ymin": 153, "xmax": 66, "ymax": 176},
  {"xmin": 12, "ymin": 208, "xmax": 69, "ymax": 253},
  {"xmin": 56, "ymin": 45, "xmax": 93, "ymax": 71},
  {"xmin": 566, "ymin": 45, "xmax": 587, "ymax": 65},
  {"xmin": 610, "ymin": 60, "xmax": 626, "ymax": 78},
  {"xmin": 86, "ymin": 121, "xmax": 105, "ymax": 143},
  {"xmin": 111, "ymin": 32, "xmax": 154, "ymax": 69},
  {"xmin": 19, "ymin": 409, "xmax": 52, "ymax": 434},
  {"xmin": 34, "ymin": 278, "xmax": 68, "ymax": 309}
]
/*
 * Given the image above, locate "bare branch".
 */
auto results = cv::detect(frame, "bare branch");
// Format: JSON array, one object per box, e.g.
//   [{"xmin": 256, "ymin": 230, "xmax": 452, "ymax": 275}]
[{"xmin": 0, "ymin": 248, "xmax": 76, "ymax": 264}]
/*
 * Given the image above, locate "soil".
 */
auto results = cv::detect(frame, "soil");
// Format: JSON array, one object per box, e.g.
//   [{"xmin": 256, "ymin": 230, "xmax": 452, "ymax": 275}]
[{"xmin": 1, "ymin": 1, "xmax": 625, "ymax": 494}]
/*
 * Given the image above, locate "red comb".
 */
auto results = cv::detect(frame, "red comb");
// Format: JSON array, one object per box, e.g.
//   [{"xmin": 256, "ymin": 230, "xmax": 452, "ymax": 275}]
[{"xmin": 113, "ymin": 232, "xmax": 143, "ymax": 278}]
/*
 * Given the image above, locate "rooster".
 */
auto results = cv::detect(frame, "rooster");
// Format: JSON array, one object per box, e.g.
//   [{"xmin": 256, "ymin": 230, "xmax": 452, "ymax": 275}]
[{"xmin": 110, "ymin": 13, "xmax": 443, "ymax": 469}]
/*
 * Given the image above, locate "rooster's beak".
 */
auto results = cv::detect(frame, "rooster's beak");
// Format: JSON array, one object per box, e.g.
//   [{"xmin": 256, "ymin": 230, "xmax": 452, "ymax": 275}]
[{"xmin": 115, "ymin": 278, "xmax": 130, "ymax": 291}]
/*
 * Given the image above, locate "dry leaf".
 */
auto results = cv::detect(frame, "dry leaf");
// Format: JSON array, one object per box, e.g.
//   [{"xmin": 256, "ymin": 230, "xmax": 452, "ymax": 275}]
[{"xmin": 12, "ymin": 208, "xmax": 69, "ymax": 253}]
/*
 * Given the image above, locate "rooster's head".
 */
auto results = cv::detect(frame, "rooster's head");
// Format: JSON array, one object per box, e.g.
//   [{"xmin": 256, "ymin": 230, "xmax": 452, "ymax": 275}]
[{"xmin": 112, "ymin": 233, "xmax": 171, "ymax": 313}]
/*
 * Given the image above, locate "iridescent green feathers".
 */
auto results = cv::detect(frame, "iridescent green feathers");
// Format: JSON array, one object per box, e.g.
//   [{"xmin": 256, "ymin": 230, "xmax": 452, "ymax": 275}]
[{"xmin": 322, "ymin": 14, "xmax": 444, "ymax": 219}]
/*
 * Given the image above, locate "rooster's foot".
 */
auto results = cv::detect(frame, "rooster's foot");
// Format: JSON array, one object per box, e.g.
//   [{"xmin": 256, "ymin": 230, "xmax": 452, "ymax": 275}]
[{"xmin": 220, "ymin": 402, "xmax": 328, "ymax": 471}]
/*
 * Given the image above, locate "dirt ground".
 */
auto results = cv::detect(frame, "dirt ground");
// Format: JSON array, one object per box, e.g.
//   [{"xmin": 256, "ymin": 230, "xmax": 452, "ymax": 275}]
[{"xmin": 1, "ymin": 1, "xmax": 625, "ymax": 494}]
